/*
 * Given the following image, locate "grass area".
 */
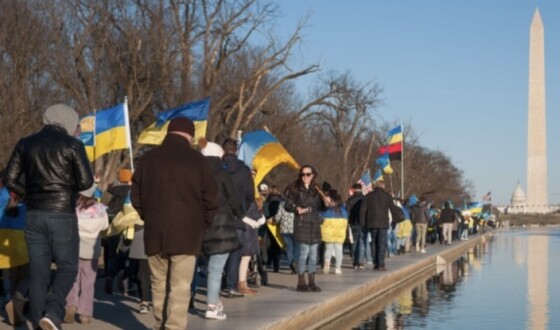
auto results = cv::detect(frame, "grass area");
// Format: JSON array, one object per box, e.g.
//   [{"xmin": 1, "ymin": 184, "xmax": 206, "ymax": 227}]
[{"xmin": 499, "ymin": 213, "xmax": 560, "ymax": 226}]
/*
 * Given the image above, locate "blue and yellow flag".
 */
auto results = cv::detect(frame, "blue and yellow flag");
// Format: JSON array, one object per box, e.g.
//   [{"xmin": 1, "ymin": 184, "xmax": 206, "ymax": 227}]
[
  {"xmin": 320, "ymin": 207, "xmax": 348, "ymax": 243},
  {"xmin": 0, "ymin": 188, "xmax": 28, "ymax": 268},
  {"xmin": 238, "ymin": 130, "xmax": 299, "ymax": 186},
  {"xmin": 78, "ymin": 114, "xmax": 95, "ymax": 161},
  {"xmin": 138, "ymin": 97, "xmax": 209, "ymax": 145},
  {"xmin": 376, "ymin": 152, "xmax": 393, "ymax": 174},
  {"xmin": 79, "ymin": 103, "xmax": 130, "ymax": 161},
  {"xmin": 373, "ymin": 168, "xmax": 383, "ymax": 183},
  {"xmin": 466, "ymin": 201, "xmax": 483, "ymax": 215}
]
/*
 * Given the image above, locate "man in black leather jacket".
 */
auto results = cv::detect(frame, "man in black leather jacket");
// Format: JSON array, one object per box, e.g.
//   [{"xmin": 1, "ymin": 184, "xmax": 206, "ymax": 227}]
[{"xmin": 3, "ymin": 103, "xmax": 93, "ymax": 330}]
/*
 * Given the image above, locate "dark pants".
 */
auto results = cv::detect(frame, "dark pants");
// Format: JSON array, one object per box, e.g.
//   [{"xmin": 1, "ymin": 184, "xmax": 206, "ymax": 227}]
[
  {"xmin": 368, "ymin": 228, "xmax": 388, "ymax": 268},
  {"xmin": 224, "ymin": 230, "xmax": 242, "ymax": 290},
  {"xmin": 25, "ymin": 211, "xmax": 79, "ymax": 327}
]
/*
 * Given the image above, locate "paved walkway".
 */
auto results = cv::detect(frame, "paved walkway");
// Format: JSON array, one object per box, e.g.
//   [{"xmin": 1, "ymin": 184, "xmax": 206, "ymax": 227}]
[{"xmin": 2, "ymin": 233, "xmax": 491, "ymax": 330}]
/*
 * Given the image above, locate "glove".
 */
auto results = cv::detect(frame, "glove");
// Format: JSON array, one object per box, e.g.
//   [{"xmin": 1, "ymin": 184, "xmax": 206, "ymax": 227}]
[
  {"xmin": 242, "ymin": 216, "xmax": 259, "ymax": 229},
  {"xmin": 257, "ymin": 215, "xmax": 266, "ymax": 226}
]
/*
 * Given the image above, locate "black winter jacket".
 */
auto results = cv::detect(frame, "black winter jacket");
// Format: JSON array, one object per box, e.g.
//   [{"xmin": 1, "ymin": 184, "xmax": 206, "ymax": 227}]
[
  {"xmin": 359, "ymin": 187, "xmax": 402, "ymax": 229},
  {"xmin": 202, "ymin": 156, "xmax": 244, "ymax": 256},
  {"xmin": 3, "ymin": 125, "xmax": 93, "ymax": 213},
  {"xmin": 346, "ymin": 192, "xmax": 364, "ymax": 226},
  {"xmin": 284, "ymin": 182, "xmax": 323, "ymax": 244},
  {"xmin": 222, "ymin": 153, "xmax": 255, "ymax": 212}
]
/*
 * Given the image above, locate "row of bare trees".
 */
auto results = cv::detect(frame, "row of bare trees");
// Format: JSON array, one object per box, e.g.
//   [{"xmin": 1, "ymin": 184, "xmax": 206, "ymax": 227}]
[{"xmin": 0, "ymin": 0, "xmax": 473, "ymax": 205}]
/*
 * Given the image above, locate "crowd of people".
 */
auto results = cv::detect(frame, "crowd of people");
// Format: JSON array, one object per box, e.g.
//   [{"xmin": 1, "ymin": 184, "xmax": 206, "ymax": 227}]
[{"xmin": 0, "ymin": 103, "xmax": 490, "ymax": 330}]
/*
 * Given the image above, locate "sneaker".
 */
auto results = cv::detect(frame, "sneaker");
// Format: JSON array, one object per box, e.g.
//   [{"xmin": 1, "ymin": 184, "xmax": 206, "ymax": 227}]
[
  {"xmin": 139, "ymin": 302, "xmax": 149, "ymax": 314},
  {"xmin": 421, "ymin": 249, "xmax": 427, "ymax": 253},
  {"xmin": 220, "ymin": 289, "xmax": 244, "ymax": 298},
  {"xmin": 334, "ymin": 268, "xmax": 342, "ymax": 275},
  {"xmin": 205, "ymin": 305, "xmax": 227, "ymax": 320},
  {"xmin": 39, "ymin": 315, "xmax": 61, "ymax": 330},
  {"xmin": 358, "ymin": 264, "xmax": 366, "ymax": 270}
]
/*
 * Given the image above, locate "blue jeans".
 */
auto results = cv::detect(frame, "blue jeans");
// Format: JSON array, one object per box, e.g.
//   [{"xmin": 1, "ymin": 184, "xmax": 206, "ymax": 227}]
[
  {"xmin": 25, "ymin": 211, "xmax": 79, "ymax": 326},
  {"xmin": 350, "ymin": 226, "xmax": 365, "ymax": 265},
  {"xmin": 207, "ymin": 253, "xmax": 229, "ymax": 305},
  {"xmin": 387, "ymin": 228, "xmax": 398, "ymax": 255},
  {"xmin": 281, "ymin": 233, "xmax": 298, "ymax": 265},
  {"xmin": 297, "ymin": 243, "xmax": 318, "ymax": 275},
  {"xmin": 368, "ymin": 228, "xmax": 388, "ymax": 268}
]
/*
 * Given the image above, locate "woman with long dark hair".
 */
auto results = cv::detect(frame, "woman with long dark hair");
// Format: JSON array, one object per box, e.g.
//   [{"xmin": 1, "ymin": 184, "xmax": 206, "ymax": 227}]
[{"xmin": 284, "ymin": 165, "xmax": 330, "ymax": 292}]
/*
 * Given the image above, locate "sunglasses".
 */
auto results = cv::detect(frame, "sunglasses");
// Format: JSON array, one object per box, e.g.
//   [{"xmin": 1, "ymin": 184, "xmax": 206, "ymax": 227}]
[{"xmin": 300, "ymin": 172, "xmax": 313, "ymax": 177}]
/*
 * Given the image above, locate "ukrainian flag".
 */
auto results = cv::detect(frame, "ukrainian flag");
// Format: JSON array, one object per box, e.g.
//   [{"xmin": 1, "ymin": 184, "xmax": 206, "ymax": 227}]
[
  {"xmin": 0, "ymin": 188, "xmax": 28, "ymax": 268},
  {"xmin": 320, "ymin": 207, "xmax": 348, "ymax": 243},
  {"xmin": 79, "ymin": 104, "xmax": 130, "ymax": 161},
  {"xmin": 373, "ymin": 168, "xmax": 383, "ymax": 182},
  {"xmin": 238, "ymin": 130, "xmax": 299, "ymax": 186},
  {"xmin": 466, "ymin": 201, "xmax": 483, "ymax": 215},
  {"xmin": 78, "ymin": 114, "xmax": 95, "ymax": 161},
  {"xmin": 376, "ymin": 152, "xmax": 393, "ymax": 174},
  {"xmin": 138, "ymin": 97, "xmax": 209, "ymax": 145}
]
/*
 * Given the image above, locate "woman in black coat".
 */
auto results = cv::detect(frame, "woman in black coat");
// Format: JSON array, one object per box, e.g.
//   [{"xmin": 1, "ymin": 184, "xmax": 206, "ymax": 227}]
[{"xmin": 284, "ymin": 165, "xmax": 330, "ymax": 292}]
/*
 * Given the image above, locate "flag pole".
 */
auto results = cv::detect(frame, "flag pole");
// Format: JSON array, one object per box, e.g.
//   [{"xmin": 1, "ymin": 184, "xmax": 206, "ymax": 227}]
[
  {"xmin": 123, "ymin": 97, "xmax": 135, "ymax": 172},
  {"xmin": 401, "ymin": 123, "xmax": 404, "ymax": 197},
  {"xmin": 93, "ymin": 109, "xmax": 97, "ymax": 167}
]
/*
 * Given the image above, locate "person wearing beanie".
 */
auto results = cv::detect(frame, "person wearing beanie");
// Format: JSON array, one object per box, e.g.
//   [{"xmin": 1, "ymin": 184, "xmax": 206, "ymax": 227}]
[
  {"xmin": 64, "ymin": 184, "xmax": 109, "ymax": 325},
  {"xmin": 3, "ymin": 103, "xmax": 93, "ymax": 329},
  {"xmin": 199, "ymin": 138, "xmax": 245, "ymax": 319},
  {"xmin": 131, "ymin": 117, "xmax": 219, "ymax": 330}
]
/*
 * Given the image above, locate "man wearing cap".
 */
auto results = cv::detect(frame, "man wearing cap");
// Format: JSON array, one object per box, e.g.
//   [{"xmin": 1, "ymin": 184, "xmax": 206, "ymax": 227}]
[
  {"xmin": 131, "ymin": 117, "xmax": 219, "ymax": 330},
  {"xmin": 3, "ymin": 104, "xmax": 94, "ymax": 330}
]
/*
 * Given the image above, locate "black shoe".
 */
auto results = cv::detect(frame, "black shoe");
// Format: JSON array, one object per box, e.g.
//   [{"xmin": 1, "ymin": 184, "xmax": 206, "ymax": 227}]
[
  {"xmin": 39, "ymin": 314, "xmax": 62, "ymax": 330},
  {"xmin": 221, "ymin": 289, "xmax": 244, "ymax": 298}
]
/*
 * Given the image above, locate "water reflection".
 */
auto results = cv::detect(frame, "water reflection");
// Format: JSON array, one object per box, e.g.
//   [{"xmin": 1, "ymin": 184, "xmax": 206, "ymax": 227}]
[
  {"xmin": 527, "ymin": 234, "xmax": 548, "ymax": 330},
  {"xmin": 353, "ymin": 229, "xmax": 560, "ymax": 330}
]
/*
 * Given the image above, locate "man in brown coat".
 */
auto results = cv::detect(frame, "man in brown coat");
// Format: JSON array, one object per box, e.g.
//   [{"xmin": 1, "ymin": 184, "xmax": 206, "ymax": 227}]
[{"xmin": 131, "ymin": 117, "xmax": 219, "ymax": 330}]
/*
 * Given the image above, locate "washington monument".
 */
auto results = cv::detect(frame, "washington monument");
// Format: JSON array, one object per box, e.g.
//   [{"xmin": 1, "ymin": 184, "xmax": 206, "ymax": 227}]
[{"xmin": 527, "ymin": 8, "xmax": 548, "ymax": 211}]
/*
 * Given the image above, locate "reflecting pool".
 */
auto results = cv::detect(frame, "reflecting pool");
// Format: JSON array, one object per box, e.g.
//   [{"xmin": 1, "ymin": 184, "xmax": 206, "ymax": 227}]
[{"xmin": 354, "ymin": 228, "xmax": 560, "ymax": 330}]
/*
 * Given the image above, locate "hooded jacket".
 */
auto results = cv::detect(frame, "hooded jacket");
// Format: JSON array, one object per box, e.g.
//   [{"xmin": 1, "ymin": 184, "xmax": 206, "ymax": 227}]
[{"xmin": 222, "ymin": 153, "xmax": 255, "ymax": 212}]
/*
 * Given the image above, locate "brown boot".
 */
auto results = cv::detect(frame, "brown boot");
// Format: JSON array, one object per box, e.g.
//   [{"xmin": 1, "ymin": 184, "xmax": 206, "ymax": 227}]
[
  {"xmin": 64, "ymin": 305, "xmax": 77, "ymax": 323},
  {"xmin": 296, "ymin": 274, "xmax": 308, "ymax": 292},
  {"xmin": 308, "ymin": 273, "xmax": 321, "ymax": 292},
  {"xmin": 237, "ymin": 281, "xmax": 257, "ymax": 295},
  {"xmin": 79, "ymin": 315, "xmax": 92, "ymax": 324}
]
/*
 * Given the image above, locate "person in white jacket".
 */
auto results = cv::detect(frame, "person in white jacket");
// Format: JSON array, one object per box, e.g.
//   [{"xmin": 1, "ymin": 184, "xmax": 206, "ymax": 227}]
[{"xmin": 64, "ymin": 183, "xmax": 109, "ymax": 325}]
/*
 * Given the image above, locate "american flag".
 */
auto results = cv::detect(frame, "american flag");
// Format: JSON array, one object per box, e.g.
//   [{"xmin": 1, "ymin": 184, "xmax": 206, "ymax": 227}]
[
  {"xmin": 481, "ymin": 191, "xmax": 491, "ymax": 202},
  {"xmin": 358, "ymin": 169, "xmax": 373, "ymax": 193}
]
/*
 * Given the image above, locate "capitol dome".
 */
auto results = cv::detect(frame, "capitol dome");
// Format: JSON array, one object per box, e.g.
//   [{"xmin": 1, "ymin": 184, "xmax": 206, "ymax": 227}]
[{"xmin": 511, "ymin": 182, "xmax": 526, "ymax": 206}]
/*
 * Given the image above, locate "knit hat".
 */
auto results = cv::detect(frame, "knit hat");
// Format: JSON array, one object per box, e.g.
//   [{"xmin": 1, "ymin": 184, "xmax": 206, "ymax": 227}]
[
  {"xmin": 200, "ymin": 140, "xmax": 224, "ymax": 158},
  {"xmin": 118, "ymin": 169, "xmax": 133, "ymax": 183},
  {"xmin": 168, "ymin": 117, "xmax": 195, "ymax": 137},
  {"xmin": 43, "ymin": 104, "xmax": 80, "ymax": 135},
  {"xmin": 80, "ymin": 183, "xmax": 98, "ymax": 198}
]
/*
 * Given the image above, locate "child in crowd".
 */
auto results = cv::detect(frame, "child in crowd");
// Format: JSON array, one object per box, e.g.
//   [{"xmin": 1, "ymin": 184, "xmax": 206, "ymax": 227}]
[
  {"xmin": 320, "ymin": 190, "xmax": 348, "ymax": 275},
  {"xmin": 64, "ymin": 183, "xmax": 109, "ymax": 324}
]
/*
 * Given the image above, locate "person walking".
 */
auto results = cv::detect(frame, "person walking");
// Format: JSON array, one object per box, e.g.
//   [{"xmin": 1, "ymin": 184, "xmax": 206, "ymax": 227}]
[
  {"xmin": 346, "ymin": 183, "xmax": 366, "ymax": 269},
  {"xmin": 3, "ymin": 104, "xmax": 93, "ymax": 330},
  {"xmin": 320, "ymin": 190, "xmax": 348, "ymax": 275},
  {"xmin": 439, "ymin": 201, "xmax": 455, "ymax": 245},
  {"xmin": 410, "ymin": 197, "xmax": 430, "ymax": 253},
  {"xmin": 359, "ymin": 181, "xmax": 402, "ymax": 271},
  {"xmin": 131, "ymin": 117, "xmax": 219, "ymax": 330},
  {"xmin": 284, "ymin": 165, "xmax": 330, "ymax": 292},
  {"xmin": 64, "ymin": 183, "xmax": 109, "ymax": 325}
]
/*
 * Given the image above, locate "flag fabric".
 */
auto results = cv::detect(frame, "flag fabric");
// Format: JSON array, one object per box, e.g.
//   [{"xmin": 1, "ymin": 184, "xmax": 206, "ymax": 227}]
[
  {"xmin": 238, "ymin": 130, "xmax": 299, "ymax": 186},
  {"xmin": 481, "ymin": 191, "xmax": 492, "ymax": 202},
  {"xmin": 378, "ymin": 124, "xmax": 403, "ymax": 160},
  {"xmin": 373, "ymin": 169, "xmax": 383, "ymax": 183},
  {"xmin": 138, "ymin": 97, "xmax": 209, "ymax": 145},
  {"xmin": 466, "ymin": 201, "xmax": 483, "ymax": 215},
  {"xmin": 358, "ymin": 169, "xmax": 373, "ymax": 192},
  {"xmin": 94, "ymin": 104, "xmax": 129, "ymax": 160},
  {"xmin": 320, "ymin": 207, "xmax": 349, "ymax": 243},
  {"xmin": 79, "ymin": 104, "xmax": 130, "ymax": 161},
  {"xmin": 78, "ymin": 114, "xmax": 95, "ymax": 161},
  {"xmin": 376, "ymin": 152, "xmax": 393, "ymax": 174},
  {"xmin": 0, "ymin": 188, "xmax": 28, "ymax": 268}
]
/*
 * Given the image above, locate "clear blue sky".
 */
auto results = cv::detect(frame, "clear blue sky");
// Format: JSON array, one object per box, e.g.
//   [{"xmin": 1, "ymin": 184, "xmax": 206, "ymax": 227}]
[{"xmin": 272, "ymin": 0, "xmax": 560, "ymax": 205}]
